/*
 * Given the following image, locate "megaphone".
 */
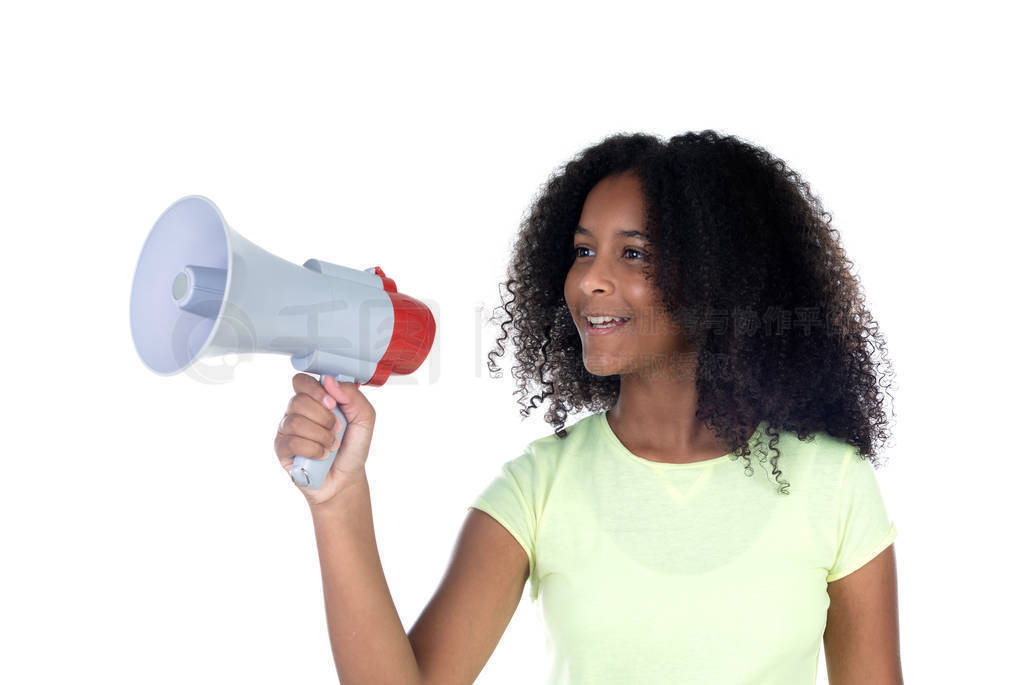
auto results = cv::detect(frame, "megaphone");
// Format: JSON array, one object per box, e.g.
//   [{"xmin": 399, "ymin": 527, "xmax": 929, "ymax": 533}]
[{"xmin": 129, "ymin": 195, "xmax": 436, "ymax": 489}]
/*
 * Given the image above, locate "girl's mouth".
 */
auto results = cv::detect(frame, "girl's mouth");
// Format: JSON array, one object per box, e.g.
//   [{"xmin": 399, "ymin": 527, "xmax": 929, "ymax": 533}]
[{"xmin": 586, "ymin": 318, "xmax": 630, "ymax": 335}]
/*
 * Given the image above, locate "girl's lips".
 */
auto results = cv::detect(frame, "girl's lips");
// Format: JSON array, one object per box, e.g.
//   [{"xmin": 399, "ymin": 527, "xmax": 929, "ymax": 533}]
[{"xmin": 585, "ymin": 318, "xmax": 630, "ymax": 335}]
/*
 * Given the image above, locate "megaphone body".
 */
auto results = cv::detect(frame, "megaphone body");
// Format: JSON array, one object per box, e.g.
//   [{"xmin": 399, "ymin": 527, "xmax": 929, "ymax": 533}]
[{"xmin": 130, "ymin": 195, "xmax": 435, "ymax": 489}]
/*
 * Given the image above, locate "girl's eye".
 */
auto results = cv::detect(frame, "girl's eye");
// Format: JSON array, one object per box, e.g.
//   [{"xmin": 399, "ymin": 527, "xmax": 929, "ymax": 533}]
[{"xmin": 572, "ymin": 246, "xmax": 647, "ymax": 260}]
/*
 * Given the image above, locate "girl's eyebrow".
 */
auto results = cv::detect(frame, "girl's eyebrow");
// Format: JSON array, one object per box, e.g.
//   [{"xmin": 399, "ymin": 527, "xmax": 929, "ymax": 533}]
[{"xmin": 575, "ymin": 226, "xmax": 649, "ymax": 241}]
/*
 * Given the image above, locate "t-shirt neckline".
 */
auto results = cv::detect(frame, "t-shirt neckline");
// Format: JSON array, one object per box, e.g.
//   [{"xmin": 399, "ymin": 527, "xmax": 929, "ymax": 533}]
[{"xmin": 597, "ymin": 410, "xmax": 765, "ymax": 470}]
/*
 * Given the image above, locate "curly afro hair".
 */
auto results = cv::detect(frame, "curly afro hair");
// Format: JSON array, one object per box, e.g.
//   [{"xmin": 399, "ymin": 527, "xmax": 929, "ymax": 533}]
[{"xmin": 485, "ymin": 130, "xmax": 897, "ymax": 495}]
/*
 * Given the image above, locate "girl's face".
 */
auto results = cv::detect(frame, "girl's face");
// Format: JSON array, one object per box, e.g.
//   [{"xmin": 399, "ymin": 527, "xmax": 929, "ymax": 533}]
[{"xmin": 564, "ymin": 172, "xmax": 694, "ymax": 379}]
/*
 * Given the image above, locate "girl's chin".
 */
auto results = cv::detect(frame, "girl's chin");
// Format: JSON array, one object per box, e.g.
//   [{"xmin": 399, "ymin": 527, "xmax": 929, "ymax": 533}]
[{"xmin": 583, "ymin": 357, "xmax": 631, "ymax": 376}]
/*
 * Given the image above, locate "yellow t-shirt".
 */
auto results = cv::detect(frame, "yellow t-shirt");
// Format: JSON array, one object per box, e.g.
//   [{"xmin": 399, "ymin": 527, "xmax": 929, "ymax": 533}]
[{"xmin": 468, "ymin": 411, "xmax": 898, "ymax": 685}]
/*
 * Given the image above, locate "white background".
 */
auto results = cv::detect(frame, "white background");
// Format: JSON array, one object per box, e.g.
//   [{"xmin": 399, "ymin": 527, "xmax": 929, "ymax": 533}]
[{"xmin": 1, "ymin": 1, "xmax": 1018, "ymax": 683}]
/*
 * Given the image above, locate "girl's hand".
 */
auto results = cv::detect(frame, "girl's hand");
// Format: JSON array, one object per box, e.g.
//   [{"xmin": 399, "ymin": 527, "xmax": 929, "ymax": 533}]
[{"xmin": 273, "ymin": 373, "xmax": 376, "ymax": 507}]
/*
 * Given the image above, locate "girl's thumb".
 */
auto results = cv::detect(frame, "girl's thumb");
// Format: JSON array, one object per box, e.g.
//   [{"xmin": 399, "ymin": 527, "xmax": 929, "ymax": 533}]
[{"xmin": 323, "ymin": 376, "xmax": 365, "ymax": 410}]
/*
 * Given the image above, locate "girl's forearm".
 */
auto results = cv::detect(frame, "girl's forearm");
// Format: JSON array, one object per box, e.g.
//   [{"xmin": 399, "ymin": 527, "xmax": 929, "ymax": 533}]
[{"xmin": 309, "ymin": 473, "xmax": 422, "ymax": 685}]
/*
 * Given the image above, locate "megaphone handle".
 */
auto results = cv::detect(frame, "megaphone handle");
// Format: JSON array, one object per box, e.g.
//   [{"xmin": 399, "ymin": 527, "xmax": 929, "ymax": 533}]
[{"xmin": 289, "ymin": 373, "xmax": 354, "ymax": 489}]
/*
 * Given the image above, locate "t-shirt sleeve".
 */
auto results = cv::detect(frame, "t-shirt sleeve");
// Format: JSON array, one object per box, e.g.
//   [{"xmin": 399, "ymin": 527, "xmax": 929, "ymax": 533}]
[
  {"xmin": 467, "ymin": 447, "xmax": 539, "ymax": 601},
  {"xmin": 826, "ymin": 448, "xmax": 899, "ymax": 582}
]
